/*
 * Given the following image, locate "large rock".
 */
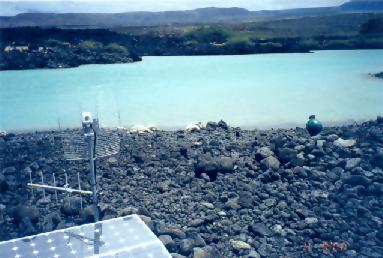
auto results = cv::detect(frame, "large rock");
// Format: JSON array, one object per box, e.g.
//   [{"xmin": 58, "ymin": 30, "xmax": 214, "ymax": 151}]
[
  {"xmin": 372, "ymin": 148, "xmax": 383, "ymax": 168},
  {"xmin": 0, "ymin": 130, "xmax": 6, "ymax": 137},
  {"xmin": 171, "ymin": 254, "xmax": 188, "ymax": 258},
  {"xmin": 367, "ymin": 182, "xmax": 383, "ymax": 195},
  {"xmin": 248, "ymin": 250, "xmax": 261, "ymax": 258},
  {"xmin": 189, "ymin": 218, "xmax": 205, "ymax": 227},
  {"xmin": 12, "ymin": 205, "xmax": 39, "ymax": 224},
  {"xmin": 118, "ymin": 206, "xmax": 138, "ymax": 216},
  {"xmin": 377, "ymin": 228, "xmax": 383, "ymax": 242},
  {"xmin": 187, "ymin": 232, "xmax": 206, "ymax": 248},
  {"xmin": 2, "ymin": 166, "xmax": 16, "ymax": 175},
  {"xmin": 60, "ymin": 196, "xmax": 82, "ymax": 216},
  {"xmin": 156, "ymin": 223, "xmax": 186, "ymax": 239},
  {"xmin": 195, "ymin": 154, "xmax": 235, "ymax": 180},
  {"xmin": 193, "ymin": 246, "xmax": 222, "ymax": 258},
  {"xmin": 42, "ymin": 212, "xmax": 61, "ymax": 232},
  {"xmin": 99, "ymin": 203, "xmax": 117, "ymax": 219},
  {"xmin": 205, "ymin": 122, "xmax": 218, "ymax": 130},
  {"xmin": 304, "ymin": 217, "xmax": 319, "ymax": 225},
  {"xmin": 276, "ymin": 148, "xmax": 298, "ymax": 164},
  {"xmin": 260, "ymin": 156, "xmax": 280, "ymax": 171},
  {"xmin": 218, "ymin": 120, "xmax": 229, "ymax": 130},
  {"xmin": 159, "ymin": 235, "xmax": 177, "ymax": 253},
  {"xmin": 345, "ymin": 158, "xmax": 362, "ymax": 170},
  {"xmin": 179, "ymin": 238, "xmax": 195, "ymax": 256},
  {"xmin": 29, "ymin": 161, "xmax": 40, "ymax": 171},
  {"xmin": 0, "ymin": 174, "xmax": 8, "ymax": 192},
  {"xmin": 249, "ymin": 223, "xmax": 272, "ymax": 237},
  {"xmin": 238, "ymin": 191, "xmax": 254, "ymax": 209},
  {"xmin": 80, "ymin": 206, "xmax": 95, "ymax": 223},
  {"xmin": 334, "ymin": 138, "xmax": 356, "ymax": 148},
  {"xmin": 230, "ymin": 240, "xmax": 251, "ymax": 251},
  {"xmin": 255, "ymin": 147, "xmax": 274, "ymax": 161},
  {"xmin": 20, "ymin": 217, "xmax": 37, "ymax": 236},
  {"xmin": 368, "ymin": 127, "xmax": 383, "ymax": 143},
  {"xmin": 343, "ymin": 175, "xmax": 371, "ymax": 187}
]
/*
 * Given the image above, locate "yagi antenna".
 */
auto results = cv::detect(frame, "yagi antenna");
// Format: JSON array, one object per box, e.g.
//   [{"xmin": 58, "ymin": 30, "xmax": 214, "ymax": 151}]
[
  {"xmin": 28, "ymin": 112, "xmax": 120, "ymax": 222},
  {"xmin": 18, "ymin": 112, "xmax": 172, "ymax": 258}
]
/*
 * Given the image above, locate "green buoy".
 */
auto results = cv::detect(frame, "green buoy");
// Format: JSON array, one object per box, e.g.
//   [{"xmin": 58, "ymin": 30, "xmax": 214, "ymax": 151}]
[{"xmin": 306, "ymin": 115, "xmax": 323, "ymax": 136}]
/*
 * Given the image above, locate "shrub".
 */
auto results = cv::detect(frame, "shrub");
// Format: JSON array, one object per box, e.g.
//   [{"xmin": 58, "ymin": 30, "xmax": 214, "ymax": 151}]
[
  {"xmin": 80, "ymin": 40, "xmax": 103, "ymax": 49},
  {"xmin": 104, "ymin": 43, "xmax": 129, "ymax": 54},
  {"xmin": 46, "ymin": 39, "xmax": 70, "ymax": 47},
  {"xmin": 360, "ymin": 18, "xmax": 383, "ymax": 35},
  {"xmin": 299, "ymin": 38, "xmax": 321, "ymax": 49},
  {"xmin": 184, "ymin": 25, "xmax": 231, "ymax": 44}
]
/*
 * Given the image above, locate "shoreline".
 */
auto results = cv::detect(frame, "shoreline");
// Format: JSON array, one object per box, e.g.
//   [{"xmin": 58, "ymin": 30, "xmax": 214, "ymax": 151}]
[
  {"xmin": 0, "ymin": 117, "xmax": 369, "ymax": 134},
  {"xmin": 2, "ymin": 47, "xmax": 383, "ymax": 72},
  {"xmin": 1, "ymin": 48, "xmax": 382, "ymax": 72}
]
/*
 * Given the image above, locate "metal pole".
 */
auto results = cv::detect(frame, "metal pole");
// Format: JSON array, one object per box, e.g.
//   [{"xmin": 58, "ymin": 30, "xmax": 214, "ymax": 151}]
[
  {"xmin": 86, "ymin": 133, "xmax": 99, "ymax": 222},
  {"xmin": 41, "ymin": 173, "xmax": 46, "ymax": 198},
  {"xmin": 29, "ymin": 170, "xmax": 34, "ymax": 199},
  {"xmin": 94, "ymin": 222, "xmax": 101, "ymax": 254},
  {"xmin": 77, "ymin": 172, "xmax": 83, "ymax": 210},
  {"xmin": 53, "ymin": 173, "xmax": 58, "ymax": 202}
]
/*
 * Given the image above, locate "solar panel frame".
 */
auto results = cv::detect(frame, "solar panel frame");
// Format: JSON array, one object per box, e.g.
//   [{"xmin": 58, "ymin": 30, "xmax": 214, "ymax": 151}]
[{"xmin": 0, "ymin": 215, "xmax": 171, "ymax": 258}]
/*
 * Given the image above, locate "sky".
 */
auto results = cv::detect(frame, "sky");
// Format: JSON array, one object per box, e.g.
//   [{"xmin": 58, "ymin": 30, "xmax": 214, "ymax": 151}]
[{"xmin": 0, "ymin": 0, "xmax": 349, "ymax": 16}]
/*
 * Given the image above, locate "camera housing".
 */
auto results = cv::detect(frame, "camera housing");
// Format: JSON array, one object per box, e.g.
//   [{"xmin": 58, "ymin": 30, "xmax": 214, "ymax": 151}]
[{"xmin": 82, "ymin": 112, "xmax": 93, "ymax": 126}]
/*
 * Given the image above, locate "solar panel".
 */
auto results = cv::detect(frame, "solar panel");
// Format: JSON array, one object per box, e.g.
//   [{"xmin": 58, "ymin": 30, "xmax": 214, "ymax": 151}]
[{"xmin": 0, "ymin": 215, "xmax": 171, "ymax": 258}]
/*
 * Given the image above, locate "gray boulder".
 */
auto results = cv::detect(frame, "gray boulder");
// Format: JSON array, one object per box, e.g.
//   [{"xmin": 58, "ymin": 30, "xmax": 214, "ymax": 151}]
[
  {"xmin": 2, "ymin": 166, "xmax": 16, "ymax": 175},
  {"xmin": 334, "ymin": 138, "xmax": 356, "ymax": 148},
  {"xmin": 218, "ymin": 120, "xmax": 229, "ymax": 130},
  {"xmin": 193, "ymin": 246, "xmax": 222, "ymax": 258},
  {"xmin": 171, "ymin": 254, "xmax": 188, "ymax": 258},
  {"xmin": 343, "ymin": 175, "xmax": 371, "ymax": 187},
  {"xmin": 12, "ymin": 205, "xmax": 39, "ymax": 224},
  {"xmin": 255, "ymin": 147, "xmax": 274, "ymax": 161},
  {"xmin": 42, "ymin": 212, "xmax": 61, "ymax": 232},
  {"xmin": 80, "ymin": 206, "xmax": 95, "ymax": 223},
  {"xmin": 61, "ymin": 196, "xmax": 82, "ymax": 216},
  {"xmin": 0, "ymin": 174, "xmax": 8, "ymax": 192},
  {"xmin": 205, "ymin": 122, "xmax": 218, "ymax": 130},
  {"xmin": 230, "ymin": 240, "xmax": 251, "ymax": 251},
  {"xmin": 377, "ymin": 228, "xmax": 383, "ymax": 242},
  {"xmin": 249, "ymin": 223, "xmax": 272, "ymax": 237},
  {"xmin": 195, "ymin": 154, "xmax": 235, "ymax": 180},
  {"xmin": 277, "ymin": 148, "xmax": 298, "ymax": 164},
  {"xmin": 156, "ymin": 223, "xmax": 186, "ymax": 239},
  {"xmin": 179, "ymin": 238, "xmax": 195, "ymax": 256},
  {"xmin": 260, "ymin": 156, "xmax": 280, "ymax": 171},
  {"xmin": 345, "ymin": 158, "xmax": 362, "ymax": 170},
  {"xmin": 159, "ymin": 235, "xmax": 177, "ymax": 253}
]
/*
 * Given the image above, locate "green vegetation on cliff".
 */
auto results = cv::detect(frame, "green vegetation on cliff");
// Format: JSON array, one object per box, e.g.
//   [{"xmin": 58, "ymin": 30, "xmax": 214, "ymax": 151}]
[{"xmin": 1, "ymin": 13, "xmax": 382, "ymax": 70}]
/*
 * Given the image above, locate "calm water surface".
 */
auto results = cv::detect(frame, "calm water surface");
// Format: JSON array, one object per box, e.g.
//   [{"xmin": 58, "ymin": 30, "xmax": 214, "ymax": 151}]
[{"xmin": 0, "ymin": 50, "xmax": 382, "ymax": 131}]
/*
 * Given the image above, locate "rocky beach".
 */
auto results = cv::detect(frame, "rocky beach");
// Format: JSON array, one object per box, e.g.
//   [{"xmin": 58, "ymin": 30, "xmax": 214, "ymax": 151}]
[{"xmin": 0, "ymin": 118, "xmax": 383, "ymax": 257}]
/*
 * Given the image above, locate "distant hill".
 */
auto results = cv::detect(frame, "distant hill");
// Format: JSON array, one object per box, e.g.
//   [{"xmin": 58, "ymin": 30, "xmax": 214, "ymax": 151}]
[
  {"xmin": 0, "ymin": 0, "xmax": 383, "ymax": 28},
  {"xmin": 340, "ymin": 0, "xmax": 383, "ymax": 11}
]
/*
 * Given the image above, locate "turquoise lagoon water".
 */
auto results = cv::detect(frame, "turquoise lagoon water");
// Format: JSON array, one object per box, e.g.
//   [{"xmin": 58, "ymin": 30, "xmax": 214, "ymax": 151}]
[{"xmin": 0, "ymin": 50, "xmax": 382, "ymax": 131}]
